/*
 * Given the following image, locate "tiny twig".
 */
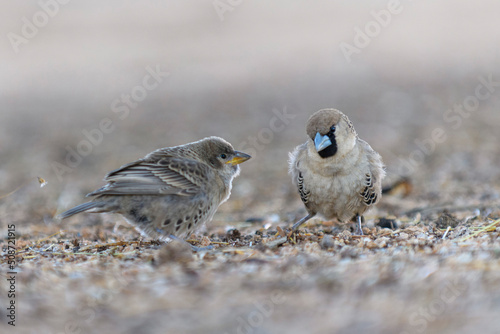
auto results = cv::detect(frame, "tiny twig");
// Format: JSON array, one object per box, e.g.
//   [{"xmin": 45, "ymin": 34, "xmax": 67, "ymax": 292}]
[
  {"xmin": 457, "ymin": 219, "xmax": 500, "ymax": 242},
  {"xmin": 35, "ymin": 230, "xmax": 65, "ymax": 244},
  {"xmin": 442, "ymin": 226, "xmax": 451, "ymax": 240},
  {"xmin": 265, "ymin": 236, "xmax": 287, "ymax": 249}
]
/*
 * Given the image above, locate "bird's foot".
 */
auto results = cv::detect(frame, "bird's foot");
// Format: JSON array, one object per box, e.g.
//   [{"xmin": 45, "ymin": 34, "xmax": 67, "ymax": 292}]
[
  {"xmin": 355, "ymin": 215, "xmax": 364, "ymax": 236},
  {"xmin": 292, "ymin": 213, "xmax": 315, "ymax": 231}
]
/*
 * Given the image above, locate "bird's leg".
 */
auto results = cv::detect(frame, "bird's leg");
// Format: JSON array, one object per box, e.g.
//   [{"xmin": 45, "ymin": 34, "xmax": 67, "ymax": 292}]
[
  {"xmin": 169, "ymin": 235, "xmax": 214, "ymax": 252},
  {"xmin": 355, "ymin": 215, "xmax": 364, "ymax": 235},
  {"xmin": 292, "ymin": 213, "xmax": 315, "ymax": 231}
]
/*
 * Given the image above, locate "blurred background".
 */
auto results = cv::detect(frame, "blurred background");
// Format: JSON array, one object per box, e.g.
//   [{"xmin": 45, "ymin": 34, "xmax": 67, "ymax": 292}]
[
  {"xmin": 2, "ymin": 1, "xmax": 500, "ymax": 217},
  {"xmin": 1, "ymin": 1, "xmax": 500, "ymax": 333}
]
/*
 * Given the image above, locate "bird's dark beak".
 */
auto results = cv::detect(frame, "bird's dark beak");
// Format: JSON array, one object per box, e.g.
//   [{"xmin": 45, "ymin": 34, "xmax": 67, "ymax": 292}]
[
  {"xmin": 226, "ymin": 151, "xmax": 251, "ymax": 165},
  {"xmin": 314, "ymin": 132, "xmax": 332, "ymax": 152}
]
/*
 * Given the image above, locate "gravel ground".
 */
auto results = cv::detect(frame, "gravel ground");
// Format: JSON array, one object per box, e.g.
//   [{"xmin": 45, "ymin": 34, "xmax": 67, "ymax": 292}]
[{"xmin": 1, "ymin": 2, "xmax": 500, "ymax": 333}]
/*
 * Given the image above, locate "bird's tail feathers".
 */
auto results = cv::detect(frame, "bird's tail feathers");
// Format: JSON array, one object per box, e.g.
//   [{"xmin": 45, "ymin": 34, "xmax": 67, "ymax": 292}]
[{"xmin": 57, "ymin": 202, "xmax": 104, "ymax": 220}]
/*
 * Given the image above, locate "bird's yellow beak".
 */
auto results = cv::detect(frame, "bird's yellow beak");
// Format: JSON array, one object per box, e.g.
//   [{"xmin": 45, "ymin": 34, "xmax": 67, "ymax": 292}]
[{"xmin": 226, "ymin": 151, "xmax": 251, "ymax": 165}]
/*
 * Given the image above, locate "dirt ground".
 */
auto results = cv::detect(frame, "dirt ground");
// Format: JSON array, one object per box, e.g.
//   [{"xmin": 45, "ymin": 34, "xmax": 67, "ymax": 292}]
[{"xmin": 1, "ymin": 2, "xmax": 500, "ymax": 333}]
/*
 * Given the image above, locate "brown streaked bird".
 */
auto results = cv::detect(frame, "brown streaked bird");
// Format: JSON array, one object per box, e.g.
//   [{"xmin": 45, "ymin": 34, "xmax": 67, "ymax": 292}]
[
  {"xmin": 289, "ymin": 109, "xmax": 385, "ymax": 234},
  {"xmin": 58, "ymin": 136, "xmax": 251, "ymax": 242}
]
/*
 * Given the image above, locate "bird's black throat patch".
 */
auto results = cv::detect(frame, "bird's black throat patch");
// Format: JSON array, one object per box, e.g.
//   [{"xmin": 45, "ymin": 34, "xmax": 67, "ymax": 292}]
[{"xmin": 318, "ymin": 135, "xmax": 337, "ymax": 158}]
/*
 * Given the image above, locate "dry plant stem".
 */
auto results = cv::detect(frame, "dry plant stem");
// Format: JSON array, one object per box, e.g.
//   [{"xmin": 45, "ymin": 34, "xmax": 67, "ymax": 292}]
[
  {"xmin": 170, "ymin": 235, "xmax": 214, "ymax": 252},
  {"xmin": 265, "ymin": 236, "xmax": 287, "ymax": 249},
  {"xmin": 442, "ymin": 226, "xmax": 451, "ymax": 239},
  {"xmin": 457, "ymin": 219, "xmax": 500, "ymax": 242}
]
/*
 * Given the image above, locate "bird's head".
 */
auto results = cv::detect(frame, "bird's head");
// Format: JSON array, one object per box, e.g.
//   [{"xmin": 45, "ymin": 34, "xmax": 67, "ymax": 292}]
[
  {"xmin": 199, "ymin": 137, "xmax": 251, "ymax": 175},
  {"xmin": 306, "ymin": 109, "xmax": 357, "ymax": 159}
]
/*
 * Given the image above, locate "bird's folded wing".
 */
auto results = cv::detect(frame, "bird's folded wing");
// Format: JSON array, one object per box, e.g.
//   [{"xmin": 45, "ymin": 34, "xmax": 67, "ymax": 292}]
[
  {"xmin": 297, "ymin": 171, "xmax": 310, "ymax": 205},
  {"xmin": 360, "ymin": 172, "xmax": 378, "ymax": 206},
  {"xmin": 87, "ymin": 157, "xmax": 209, "ymax": 197}
]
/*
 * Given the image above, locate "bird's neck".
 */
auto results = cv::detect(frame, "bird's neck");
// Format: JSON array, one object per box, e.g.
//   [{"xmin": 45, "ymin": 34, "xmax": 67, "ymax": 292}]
[
  {"xmin": 306, "ymin": 141, "xmax": 361, "ymax": 176},
  {"xmin": 218, "ymin": 166, "xmax": 239, "ymax": 204}
]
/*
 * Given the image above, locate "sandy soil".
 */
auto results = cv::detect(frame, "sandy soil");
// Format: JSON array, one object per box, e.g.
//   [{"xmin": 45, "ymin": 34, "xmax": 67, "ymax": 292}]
[{"xmin": 1, "ymin": 1, "xmax": 500, "ymax": 333}]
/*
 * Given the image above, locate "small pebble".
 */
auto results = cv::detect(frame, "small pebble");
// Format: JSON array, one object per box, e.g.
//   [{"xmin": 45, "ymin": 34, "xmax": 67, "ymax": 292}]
[
  {"xmin": 155, "ymin": 240, "xmax": 194, "ymax": 265},
  {"xmin": 320, "ymin": 235, "xmax": 335, "ymax": 249}
]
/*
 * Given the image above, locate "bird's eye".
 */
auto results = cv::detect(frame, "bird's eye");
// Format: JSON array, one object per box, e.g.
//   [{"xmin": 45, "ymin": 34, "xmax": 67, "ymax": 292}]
[
  {"xmin": 220, "ymin": 153, "xmax": 227, "ymax": 159},
  {"xmin": 327, "ymin": 125, "xmax": 336, "ymax": 136}
]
